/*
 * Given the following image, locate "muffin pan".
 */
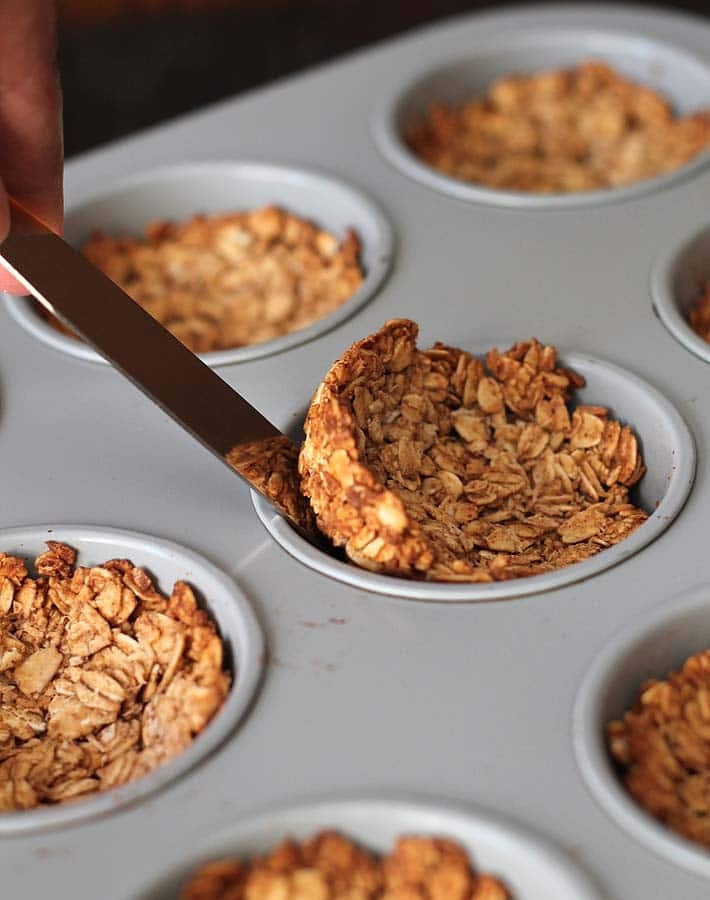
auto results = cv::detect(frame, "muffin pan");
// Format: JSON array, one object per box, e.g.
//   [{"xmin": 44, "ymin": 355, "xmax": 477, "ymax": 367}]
[{"xmin": 3, "ymin": 4, "xmax": 710, "ymax": 899}]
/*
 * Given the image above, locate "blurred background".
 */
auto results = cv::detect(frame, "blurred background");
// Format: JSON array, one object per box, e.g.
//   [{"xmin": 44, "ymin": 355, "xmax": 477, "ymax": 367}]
[{"xmin": 59, "ymin": 0, "xmax": 710, "ymax": 158}]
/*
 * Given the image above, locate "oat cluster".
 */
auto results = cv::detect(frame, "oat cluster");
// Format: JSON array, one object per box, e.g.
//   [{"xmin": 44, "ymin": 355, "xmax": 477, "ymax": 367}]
[
  {"xmin": 299, "ymin": 319, "xmax": 647, "ymax": 582},
  {"xmin": 407, "ymin": 61, "xmax": 710, "ymax": 194},
  {"xmin": 607, "ymin": 650, "xmax": 710, "ymax": 848},
  {"xmin": 182, "ymin": 831, "xmax": 510, "ymax": 899},
  {"xmin": 0, "ymin": 542, "xmax": 229, "ymax": 811},
  {"xmin": 688, "ymin": 283, "xmax": 710, "ymax": 344},
  {"xmin": 79, "ymin": 206, "xmax": 364, "ymax": 353}
]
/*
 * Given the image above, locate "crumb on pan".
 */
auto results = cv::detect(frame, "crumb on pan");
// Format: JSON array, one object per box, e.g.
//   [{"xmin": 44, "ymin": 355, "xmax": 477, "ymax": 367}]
[
  {"xmin": 0, "ymin": 542, "xmax": 229, "ymax": 811},
  {"xmin": 607, "ymin": 649, "xmax": 710, "ymax": 848},
  {"xmin": 181, "ymin": 831, "xmax": 511, "ymax": 899},
  {"xmin": 298, "ymin": 319, "xmax": 647, "ymax": 582},
  {"xmin": 689, "ymin": 283, "xmax": 710, "ymax": 343},
  {"xmin": 48, "ymin": 205, "xmax": 364, "ymax": 353},
  {"xmin": 407, "ymin": 60, "xmax": 710, "ymax": 194}
]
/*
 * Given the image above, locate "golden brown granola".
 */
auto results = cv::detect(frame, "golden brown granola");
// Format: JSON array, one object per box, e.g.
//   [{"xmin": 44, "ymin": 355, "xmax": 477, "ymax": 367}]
[
  {"xmin": 0, "ymin": 542, "xmax": 229, "ymax": 811},
  {"xmin": 688, "ymin": 283, "xmax": 710, "ymax": 343},
  {"xmin": 607, "ymin": 650, "xmax": 710, "ymax": 848},
  {"xmin": 58, "ymin": 206, "xmax": 363, "ymax": 353},
  {"xmin": 407, "ymin": 60, "xmax": 710, "ymax": 194},
  {"xmin": 299, "ymin": 319, "xmax": 647, "ymax": 582},
  {"xmin": 181, "ymin": 831, "xmax": 510, "ymax": 899}
]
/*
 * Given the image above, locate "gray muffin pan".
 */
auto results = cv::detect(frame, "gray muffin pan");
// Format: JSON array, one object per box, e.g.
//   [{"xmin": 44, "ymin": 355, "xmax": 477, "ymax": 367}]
[{"xmin": 4, "ymin": 4, "xmax": 710, "ymax": 899}]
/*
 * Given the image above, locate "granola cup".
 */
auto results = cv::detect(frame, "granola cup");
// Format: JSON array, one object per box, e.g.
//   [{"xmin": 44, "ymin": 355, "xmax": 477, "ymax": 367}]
[
  {"xmin": 4, "ymin": 162, "xmax": 393, "ymax": 367},
  {"xmin": 652, "ymin": 222, "xmax": 710, "ymax": 366},
  {"xmin": 574, "ymin": 588, "xmax": 710, "ymax": 879},
  {"xmin": 299, "ymin": 320, "xmax": 648, "ymax": 584},
  {"xmin": 0, "ymin": 526, "xmax": 263, "ymax": 834},
  {"xmin": 372, "ymin": 29, "xmax": 710, "ymax": 208},
  {"xmin": 139, "ymin": 798, "xmax": 606, "ymax": 900}
]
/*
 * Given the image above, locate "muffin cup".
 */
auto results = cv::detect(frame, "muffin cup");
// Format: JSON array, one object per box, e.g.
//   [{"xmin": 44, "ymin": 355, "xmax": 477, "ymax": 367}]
[
  {"xmin": 2, "ymin": 162, "xmax": 394, "ymax": 366},
  {"xmin": 139, "ymin": 795, "xmax": 605, "ymax": 899},
  {"xmin": 652, "ymin": 223, "xmax": 710, "ymax": 364},
  {"xmin": 371, "ymin": 28, "xmax": 710, "ymax": 209},
  {"xmin": 0, "ymin": 524, "xmax": 264, "ymax": 834},
  {"xmin": 252, "ymin": 351, "xmax": 695, "ymax": 602},
  {"xmin": 574, "ymin": 587, "xmax": 710, "ymax": 878}
]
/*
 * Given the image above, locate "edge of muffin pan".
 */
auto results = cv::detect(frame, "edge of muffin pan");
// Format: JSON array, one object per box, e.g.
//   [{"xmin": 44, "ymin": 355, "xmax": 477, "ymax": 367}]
[
  {"xmin": 0, "ymin": 524, "xmax": 264, "ymax": 835},
  {"xmin": 574, "ymin": 586, "xmax": 710, "ymax": 879},
  {"xmin": 252, "ymin": 350, "xmax": 696, "ymax": 602},
  {"xmin": 652, "ymin": 222, "xmax": 710, "ymax": 363},
  {"xmin": 136, "ymin": 795, "xmax": 607, "ymax": 899},
  {"xmin": 371, "ymin": 26, "xmax": 710, "ymax": 209},
  {"xmin": 2, "ymin": 161, "xmax": 394, "ymax": 367}
]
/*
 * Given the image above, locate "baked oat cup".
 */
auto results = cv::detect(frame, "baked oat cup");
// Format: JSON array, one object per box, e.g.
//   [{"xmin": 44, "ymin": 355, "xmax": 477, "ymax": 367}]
[
  {"xmin": 3, "ymin": 162, "xmax": 393, "ymax": 366},
  {"xmin": 138, "ymin": 797, "xmax": 606, "ymax": 900},
  {"xmin": 372, "ymin": 28, "xmax": 710, "ymax": 208},
  {"xmin": 652, "ymin": 223, "xmax": 710, "ymax": 365},
  {"xmin": 253, "ymin": 321, "xmax": 695, "ymax": 601},
  {"xmin": 0, "ymin": 525, "xmax": 264, "ymax": 834},
  {"xmin": 574, "ymin": 587, "xmax": 710, "ymax": 878}
]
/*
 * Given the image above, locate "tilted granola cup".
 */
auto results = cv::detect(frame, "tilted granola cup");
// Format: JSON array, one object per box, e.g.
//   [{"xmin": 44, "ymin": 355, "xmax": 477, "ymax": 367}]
[
  {"xmin": 253, "ymin": 321, "xmax": 695, "ymax": 601},
  {"xmin": 371, "ymin": 28, "xmax": 710, "ymax": 208},
  {"xmin": 3, "ymin": 162, "xmax": 393, "ymax": 366},
  {"xmin": 574, "ymin": 587, "xmax": 710, "ymax": 878},
  {"xmin": 652, "ymin": 222, "xmax": 710, "ymax": 364},
  {"xmin": 0, "ymin": 525, "xmax": 264, "ymax": 834},
  {"xmin": 138, "ymin": 796, "xmax": 606, "ymax": 900}
]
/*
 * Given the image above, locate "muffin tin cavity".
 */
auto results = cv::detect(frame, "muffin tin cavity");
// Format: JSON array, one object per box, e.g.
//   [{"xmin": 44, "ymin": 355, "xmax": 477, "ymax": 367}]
[
  {"xmin": 0, "ymin": 525, "xmax": 264, "ymax": 835},
  {"xmin": 574, "ymin": 588, "xmax": 710, "ymax": 878},
  {"xmin": 139, "ymin": 797, "xmax": 606, "ymax": 900},
  {"xmin": 252, "ymin": 351, "xmax": 696, "ymax": 602},
  {"xmin": 652, "ymin": 223, "xmax": 710, "ymax": 364},
  {"xmin": 3, "ymin": 162, "xmax": 394, "ymax": 366},
  {"xmin": 371, "ymin": 28, "xmax": 710, "ymax": 208}
]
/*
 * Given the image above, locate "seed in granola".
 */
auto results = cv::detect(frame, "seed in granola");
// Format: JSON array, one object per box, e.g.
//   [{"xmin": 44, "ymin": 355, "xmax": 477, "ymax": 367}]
[
  {"xmin": 607, "ymin": 648, "xmax": 710, "ymax": 848},
  {"xmin": 407, "ymin": 61, "xmax": 710, "ymax": 194},
  {"xmin": 44, "ymin": 206, "xmax": 364, "ymax": 354},
  {"xmin": 180, "ymin": 831, "xmax": 511, "ymax": 899},
  {"xmin": 0, "ymin": 543, "xmax": 230, "ymax": 811},
  {"xmin": 298, "ymin": 319, "xmax": 647, "ymax": 583}
]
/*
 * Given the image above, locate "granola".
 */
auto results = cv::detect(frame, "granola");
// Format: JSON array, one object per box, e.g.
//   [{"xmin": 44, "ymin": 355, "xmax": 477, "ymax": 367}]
[
  {"xmin": 48, "ymin": 206, "xmax": 363, "ymax": 353},
  {"xmin": 181, "ymin": 831, "xmax": 511, "ymax": 899},
  {"xmin": 299, "ymin": 319, "xmax": 647, "ymax": 582},
  {"xmin": 607, "ymin": 650, "xmax": 710, "ymax": 848},
  {"xmin": 688, "ymin": 283, "xmax": 710, "ymax": 344},
  {"xmin": 0, "ymin": 543, "xmax": 229, "ymax": 811},
  {"xmin": 407, "ymin": 60, "xmax": 710, "ymax": 193}
]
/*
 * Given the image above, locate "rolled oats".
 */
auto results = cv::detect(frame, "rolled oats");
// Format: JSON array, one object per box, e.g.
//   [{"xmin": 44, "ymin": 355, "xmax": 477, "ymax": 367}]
[
  {"xmin": 0, "ymin": 542, "xmax": 229, "ymax": 812},
  {"xmin": 407, "ymin": 61, "xmax": 710, "ymax": 194},
  {"xmin": 53, "ymin": 207, "xmax": 364, "ymax": 353},
  {"xmin": 181, "ymin": 831, "xmax": 511, "ymax": 899},
  {"xmin": 689, "ymin": 283, "xmax": 710, "ymax": 344},
  {"xmin": 607, "ymin": 649, "xmax": 710, "ymax": 848},
  {"xmin": 299, "ymin": 319, "xmax": 647, "ymax": 582}
]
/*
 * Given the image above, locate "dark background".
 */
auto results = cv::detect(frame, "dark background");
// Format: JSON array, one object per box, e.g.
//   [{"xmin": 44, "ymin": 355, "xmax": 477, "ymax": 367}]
[{"xmin": 58, "ymin": 0, "xmax": 710, "ymax": 158}]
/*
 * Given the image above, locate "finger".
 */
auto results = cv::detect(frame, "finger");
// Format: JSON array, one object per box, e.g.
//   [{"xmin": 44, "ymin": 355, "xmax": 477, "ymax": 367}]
[{"xmin": 0, "ymin": 0, "xmax": 63, "ymax": 295}]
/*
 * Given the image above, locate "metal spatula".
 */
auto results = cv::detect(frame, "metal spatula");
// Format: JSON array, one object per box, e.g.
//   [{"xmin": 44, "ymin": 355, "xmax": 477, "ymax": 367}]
[{"xmin": 0, "ymin": 197, "xmax": 318, "ymax": 540}]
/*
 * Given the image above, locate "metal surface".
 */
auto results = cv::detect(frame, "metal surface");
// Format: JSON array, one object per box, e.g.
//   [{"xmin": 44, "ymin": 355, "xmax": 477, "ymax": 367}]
[
  {"xmin": 0, "ymin": 199, "xmax": 309, "ymax": 531},
  {"xmin": 2, "ymin": 4, "xmax": 710, "ymax": 900}
]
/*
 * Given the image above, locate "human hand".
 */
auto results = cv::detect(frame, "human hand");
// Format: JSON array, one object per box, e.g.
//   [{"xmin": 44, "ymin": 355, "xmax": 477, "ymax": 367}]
[{"xmin": 0, "ymin": 0, "xmax": 63, "ymax": 294}]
